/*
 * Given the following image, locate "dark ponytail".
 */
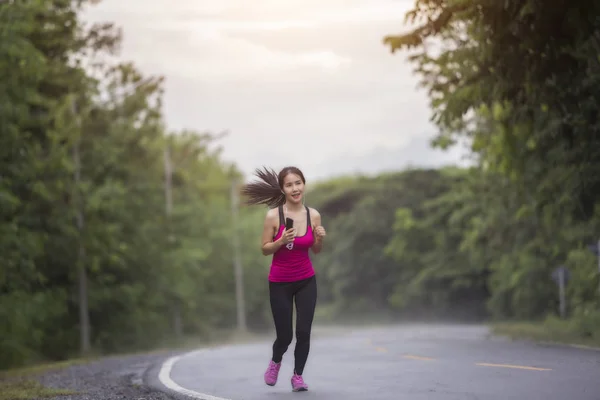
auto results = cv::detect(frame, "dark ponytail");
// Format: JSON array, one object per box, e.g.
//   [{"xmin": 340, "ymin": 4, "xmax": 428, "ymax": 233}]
[
  {"xmin": 241, "ymin": 165, "xmax": 306, "ymax": 208},
  {"xmin": 241, "ymin": 166, "xmax": 286, "ymax": 208}
]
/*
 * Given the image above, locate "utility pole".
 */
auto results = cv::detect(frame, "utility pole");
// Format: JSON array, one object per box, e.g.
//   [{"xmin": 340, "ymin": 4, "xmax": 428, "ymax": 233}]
[
  {"xmin": 164, "ymin": 145, "xmax": 182, "ymax": 338},
  {"xmin": 597, "ymin": 238, "xmax": 600, "ymax": 293},
  {"xmin": 230, "ymin": 178, "xmax": 247, "ymax": 332},
  {"xmin": 71, "ymin": 98, "xmax": 91, "ymax": 355},
  {"xmin": 552, "ymin": 265, "xmax": 569, "ymax": 319},
  {"xmin": 558, "ymin": 267, "xmax": 566, "ymax": 319},
  {"xmin": 164, "ymin": 146, "xmax": 172, "ymax": 225}
]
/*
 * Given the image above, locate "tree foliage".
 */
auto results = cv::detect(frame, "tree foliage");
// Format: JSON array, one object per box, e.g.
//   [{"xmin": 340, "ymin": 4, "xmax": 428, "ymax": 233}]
[
  {"xmin": 309, "ymin": 165, "xmax": 599, "ymax": 332},
  {"xmin": 293, "ymin": 0, "xmax": 600, "ymax": 334},
  {"xmin": 2, "ymin": 0, "xmax": 600, "ymax": 370},
  {"xmin": 382, "ymin": 0, "xmax": 600, "ymax": 221},
  {"xmin": 0, "ymin": 0, "xmax": 272, "ymax": 369},
  {"xmin": 359, "ymin": 0, "xmax": 600, "ymax": 326}
]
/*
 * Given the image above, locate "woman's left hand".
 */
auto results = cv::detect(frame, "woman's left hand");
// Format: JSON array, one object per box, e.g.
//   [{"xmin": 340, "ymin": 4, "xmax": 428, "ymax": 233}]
[{"xmin": 314, "ymin": 225, "xmax": 326, "ymax": 240}]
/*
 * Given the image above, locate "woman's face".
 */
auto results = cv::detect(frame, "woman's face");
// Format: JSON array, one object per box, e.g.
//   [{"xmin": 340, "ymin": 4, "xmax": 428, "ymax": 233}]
[{"xmin": 281, "ymin": 173, "xmax": 305, "ymax": 205}]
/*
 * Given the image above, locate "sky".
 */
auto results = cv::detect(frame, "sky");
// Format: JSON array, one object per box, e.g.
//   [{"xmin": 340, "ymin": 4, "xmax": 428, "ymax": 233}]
[{"xmin": 81, "ymin": 0, "xmax": 470, "ymax": 183}]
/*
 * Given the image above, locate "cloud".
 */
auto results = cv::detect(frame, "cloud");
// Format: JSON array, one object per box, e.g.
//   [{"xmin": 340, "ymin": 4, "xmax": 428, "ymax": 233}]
[
  {"xmin": 155, "ymin": 33, "xmax": 352, "ymax": 79},
  {"xmin": 80, "ymin": 0, "xmax": 464, "ymax": 181},
  {"xmin": 84, "ymin": 0, "xmax": 415, "ymax": 28},
  {"xmin": 83, "ymin": 1, "xmax": 356, "ymax": 80}
]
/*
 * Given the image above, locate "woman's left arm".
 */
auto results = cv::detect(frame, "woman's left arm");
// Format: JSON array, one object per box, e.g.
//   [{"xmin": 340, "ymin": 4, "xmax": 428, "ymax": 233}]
[{"xmin": 311, "ymin": 208, "xmax": 326, "ymax": 254}]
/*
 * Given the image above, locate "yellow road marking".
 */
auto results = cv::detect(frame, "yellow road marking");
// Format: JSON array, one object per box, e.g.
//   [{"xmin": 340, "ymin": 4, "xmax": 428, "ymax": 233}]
[
  {"xmin": 367, "ymin": 339, "xmax": 434, "ymax": 360},
  {"xmin": 366, "ymin": 338, "xmax": 549, "ymax": 370},
  {"xmin": 403, "ymin": 355, "xmax": 435, "ymax": 361},
  {"xmin": 476, "ymin": 363, "xmax": 551, "ymax": 371},
  {"xmin": 366, "ymin": 338, "xmax": 387, "ymax": 352}
]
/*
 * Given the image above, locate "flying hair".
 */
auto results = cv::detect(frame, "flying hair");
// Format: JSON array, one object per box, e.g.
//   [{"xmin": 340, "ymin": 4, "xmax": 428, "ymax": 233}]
[{"xmin": 241, "ymin": 166, "xmax": 306, "ymax": 208}]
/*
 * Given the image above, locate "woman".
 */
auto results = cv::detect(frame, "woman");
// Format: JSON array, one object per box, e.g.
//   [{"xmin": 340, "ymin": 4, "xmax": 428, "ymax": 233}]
[{"xmin": 241, "ymin": 166, "xmax": 326, "ymax": 392}]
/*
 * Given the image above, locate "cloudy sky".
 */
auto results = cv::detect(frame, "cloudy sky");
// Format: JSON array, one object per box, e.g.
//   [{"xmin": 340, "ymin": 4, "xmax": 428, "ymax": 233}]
[{"xmin": 82, "ymin": 0, "xmax": 470, "ymax": 183}]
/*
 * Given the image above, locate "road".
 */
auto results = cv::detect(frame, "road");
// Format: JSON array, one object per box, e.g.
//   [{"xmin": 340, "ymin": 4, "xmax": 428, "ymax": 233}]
[{"xmin": 156, "ymin": 324, "xmax": 600, "ymax": 400}]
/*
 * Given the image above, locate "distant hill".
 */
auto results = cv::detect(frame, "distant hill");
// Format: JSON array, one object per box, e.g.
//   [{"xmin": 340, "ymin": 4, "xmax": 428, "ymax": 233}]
[{"xmin": 309, "ymin": 132, "xmax": 473, "ymax": 183}]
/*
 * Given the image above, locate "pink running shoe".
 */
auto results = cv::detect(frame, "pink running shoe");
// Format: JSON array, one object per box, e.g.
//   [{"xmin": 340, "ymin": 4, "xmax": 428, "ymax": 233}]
[
  {"xmin": 291, "ymin": 373, "xmax": 308, "ymax": 392},
  {"xmin": 264, "ymin": 360, "xmax": 281, "ymax": 386}
]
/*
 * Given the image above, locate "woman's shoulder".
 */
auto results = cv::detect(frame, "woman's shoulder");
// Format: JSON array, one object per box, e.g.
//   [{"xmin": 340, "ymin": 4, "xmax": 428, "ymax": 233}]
[
  {"xmin": 306, "ymin": 206, "xmax": 320, "ymax": 218},
  {"xmin": 265, "ymin": 207, "xmax": 280, "ymax": 219}
]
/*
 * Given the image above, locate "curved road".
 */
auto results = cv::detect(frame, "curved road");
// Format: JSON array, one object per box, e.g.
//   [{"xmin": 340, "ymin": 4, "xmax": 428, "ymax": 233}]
[{"xmin": 155, "ymin": 324, "xmax": 600, "ymax": 400}]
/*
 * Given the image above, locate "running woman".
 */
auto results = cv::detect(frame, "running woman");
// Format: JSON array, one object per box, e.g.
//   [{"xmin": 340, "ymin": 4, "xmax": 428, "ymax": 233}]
[{"xmin": 241, "ymin": 166, "xmax": 326, "ymax": 392}]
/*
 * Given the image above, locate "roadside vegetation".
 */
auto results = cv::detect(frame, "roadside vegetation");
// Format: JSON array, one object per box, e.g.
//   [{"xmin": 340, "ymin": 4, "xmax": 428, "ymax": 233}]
[{"xmin": 1, "ymin": 4, "xmax": 598, "ymax": 397}]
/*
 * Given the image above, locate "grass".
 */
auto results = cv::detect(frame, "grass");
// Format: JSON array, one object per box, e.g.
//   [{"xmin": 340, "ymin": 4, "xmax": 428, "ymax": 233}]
[
  {"xmin": 0, "ymin": 359, "xmax": 90, "ymax": 400},
  {"xmin": 490, "ymin": 317, "xmax": 600, "ymax": 349},
  {"xmin": 0, "ymin": 358, "xmax": 93, "ymax": 380},
  {"xmin": 0, "ymin": 380, "xmax": 76, "ymax": 400}
]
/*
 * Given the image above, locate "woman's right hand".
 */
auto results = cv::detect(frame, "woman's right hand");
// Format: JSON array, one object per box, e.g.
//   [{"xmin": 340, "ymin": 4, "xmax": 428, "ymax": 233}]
[{"xmin": 279, "ymin": 228, "xmax": 296, "ymax": 244}]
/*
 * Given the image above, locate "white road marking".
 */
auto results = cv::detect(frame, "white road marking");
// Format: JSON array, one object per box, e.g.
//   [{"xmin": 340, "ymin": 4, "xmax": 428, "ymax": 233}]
[
  {"xmin": 475, "ymin": 362, "xmax": 552, "ymax": 371},
  {"xmin": 159, "ymin": 351, "xmax": 232, "ymax": 400}
]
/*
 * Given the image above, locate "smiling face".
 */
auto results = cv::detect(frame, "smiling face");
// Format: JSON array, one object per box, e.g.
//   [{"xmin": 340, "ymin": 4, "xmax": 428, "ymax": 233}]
[{"xmin": 281, "ymin": 172, "xmax": 305, "ymax": 205}]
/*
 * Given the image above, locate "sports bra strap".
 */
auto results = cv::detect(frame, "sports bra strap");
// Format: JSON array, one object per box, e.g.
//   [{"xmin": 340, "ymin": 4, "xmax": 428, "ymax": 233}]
[
  {"xmin": 278, "ymin": 205, "xmax": 285, "ymax": 229},
  {"xmin": 278, "ymin": 205, "xmax": 311, "ymax": 231}
]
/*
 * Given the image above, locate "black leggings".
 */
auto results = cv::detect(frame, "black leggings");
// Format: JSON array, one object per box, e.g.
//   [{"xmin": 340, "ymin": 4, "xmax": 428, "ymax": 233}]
[{"xmin": 269, "ymin": 275, "xmax": 317, "ymax": 376}]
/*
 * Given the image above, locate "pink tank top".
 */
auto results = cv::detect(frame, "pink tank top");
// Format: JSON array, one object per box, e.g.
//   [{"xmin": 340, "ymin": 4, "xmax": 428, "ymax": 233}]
[{"xmin": 268, "ymin": 205, "xmax": 316, "ymax": 282}]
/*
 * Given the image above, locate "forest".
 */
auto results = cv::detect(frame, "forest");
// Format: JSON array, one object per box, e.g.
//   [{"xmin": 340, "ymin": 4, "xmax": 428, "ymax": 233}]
[{"xmin": 1, "ymin": 0, "xmax": 599, "ymax": 370}]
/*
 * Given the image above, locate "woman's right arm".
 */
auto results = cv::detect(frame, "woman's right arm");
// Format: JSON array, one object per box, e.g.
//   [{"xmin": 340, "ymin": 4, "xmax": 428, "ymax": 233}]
[{"xmin": 261, "ymin": 209, "xmax": 283, "ymax": 256}]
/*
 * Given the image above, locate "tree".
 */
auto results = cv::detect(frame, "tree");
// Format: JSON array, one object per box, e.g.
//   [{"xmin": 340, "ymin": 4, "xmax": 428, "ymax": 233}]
[
  {"xmin": 382, "ymin": 0, "xmax": 600, "ymax": 221},
  {"xmin": 377, "ymin": 0, "xmax": 600, "ymax": 324},
  {"xmin": 0, "ymin": 0, "xmax": 273, "ymax": 369}
]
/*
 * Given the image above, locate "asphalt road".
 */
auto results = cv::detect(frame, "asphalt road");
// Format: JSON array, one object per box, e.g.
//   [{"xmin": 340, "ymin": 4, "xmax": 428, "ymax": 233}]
[{"xmin": 155, "ymin": 324, "xmax": 600, "ymax": 400}]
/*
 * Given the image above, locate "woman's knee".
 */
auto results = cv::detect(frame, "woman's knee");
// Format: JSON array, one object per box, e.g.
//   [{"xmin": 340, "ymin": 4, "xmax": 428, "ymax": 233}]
[
  {"xmin": 277, "ymin": 332, "xmax": 294, "ymax": 346},
  {"xmin": 295, "ymin": 329, "xmax": 311, "ymax": 344}
]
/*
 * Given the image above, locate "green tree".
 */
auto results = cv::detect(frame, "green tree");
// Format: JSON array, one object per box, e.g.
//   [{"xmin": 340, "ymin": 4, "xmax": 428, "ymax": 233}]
[
  {"xmin": 0, "ymin": 0, "xmax": 273, "ymax": 370},
  {"xmin": 378, "ymin": 0, "xmax": 600, "ymax": 325}
]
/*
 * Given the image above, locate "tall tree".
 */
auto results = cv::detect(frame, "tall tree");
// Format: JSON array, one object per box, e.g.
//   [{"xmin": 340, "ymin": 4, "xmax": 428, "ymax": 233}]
[{"xmin": 383, "ymin": 0, "xmax": 600, "ymax": 221}]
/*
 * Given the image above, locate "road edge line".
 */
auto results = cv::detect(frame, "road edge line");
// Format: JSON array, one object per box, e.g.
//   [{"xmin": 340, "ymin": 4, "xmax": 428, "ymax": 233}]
[
  {"xmin": 158, "ymin": 352, "xmax": 232, "ymax": 400},
  {"xmin": 487, "ymin": 327, "xmax": 600, "ymax": 352}
]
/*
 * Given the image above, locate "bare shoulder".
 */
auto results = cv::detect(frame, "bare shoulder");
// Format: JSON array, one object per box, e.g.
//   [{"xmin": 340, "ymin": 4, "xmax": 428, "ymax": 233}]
[
  {"xmin": 308, "ymin": 207, "xmax": 321, "ymax": 222},
  {"xmin": 308, "ymin": 207, "xmax": 320, "ymax": 217},
  {"xmin": 265, "ymin": 207, "xmax": 279, "ymax": 221},
  {"xmin": 263, "ymin": 208, "xmax": 279, "ymax": 232}
]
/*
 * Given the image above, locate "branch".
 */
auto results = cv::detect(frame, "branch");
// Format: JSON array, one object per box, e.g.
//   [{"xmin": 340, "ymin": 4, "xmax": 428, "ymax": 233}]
[{"xmin": 382, "ymin": 3, "xmax": 471, "ymax": 52}]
